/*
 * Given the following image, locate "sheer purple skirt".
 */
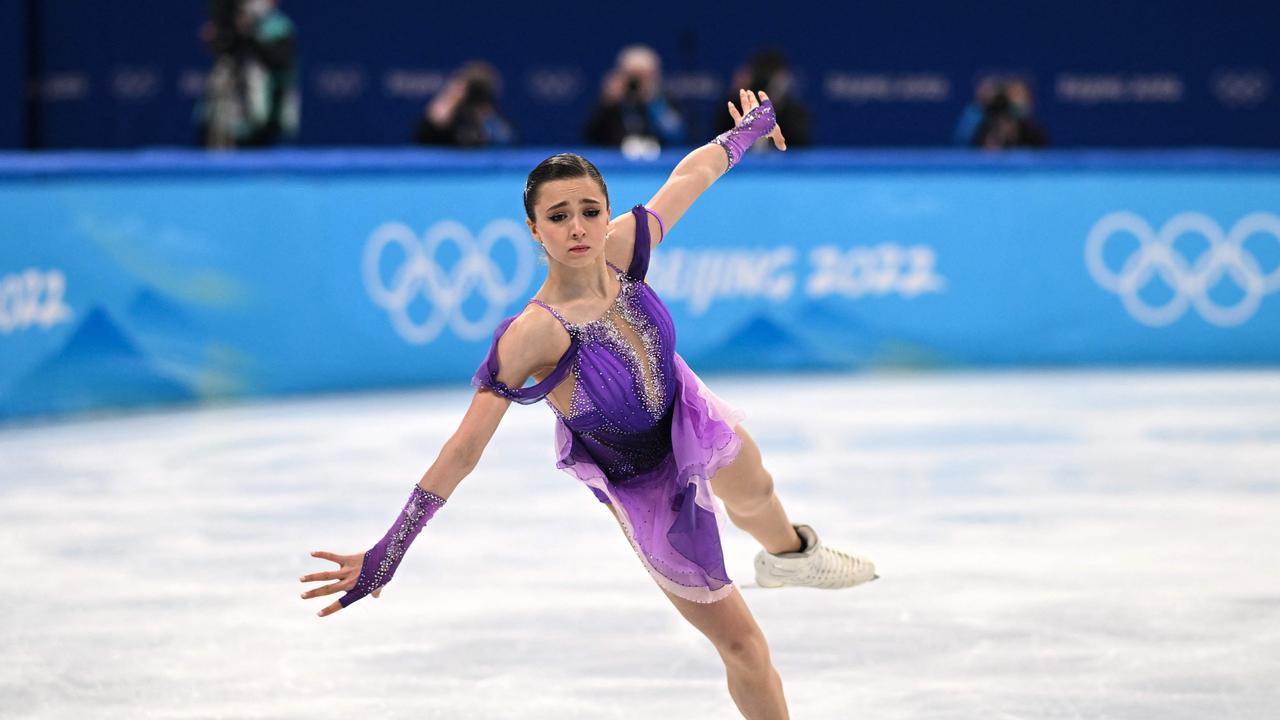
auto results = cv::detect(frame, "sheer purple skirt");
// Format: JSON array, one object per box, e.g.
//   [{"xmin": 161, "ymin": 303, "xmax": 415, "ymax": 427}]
[{"xmin": 555, "ymin": 353, "xmax": 745, "ymax": 603}]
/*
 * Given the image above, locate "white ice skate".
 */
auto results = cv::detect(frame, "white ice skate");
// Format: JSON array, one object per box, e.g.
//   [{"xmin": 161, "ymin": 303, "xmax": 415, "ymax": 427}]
[{"xmin": 754, "ymin": 524, "xmax": 877, "ymax": 589}]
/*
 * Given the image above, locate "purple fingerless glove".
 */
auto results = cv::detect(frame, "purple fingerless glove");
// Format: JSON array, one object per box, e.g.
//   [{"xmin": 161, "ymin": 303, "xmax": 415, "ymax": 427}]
[
  {"xmin": 339, "ymin": 485, "xmax": 446, "ymax": 608},
  {"xmin": 713, "ymin": 98, "xmax": 777, "ymax": 170}
]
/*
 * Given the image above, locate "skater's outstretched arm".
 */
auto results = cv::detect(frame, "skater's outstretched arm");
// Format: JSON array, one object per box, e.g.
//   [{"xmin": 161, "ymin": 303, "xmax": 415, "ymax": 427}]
[
  {"xmin": 606, "ymin": 89, "xmax": 785, "ymax": 265},
  {"xmin": 301, "ymin": 307, "xmax": 564, "ymax": 617}
]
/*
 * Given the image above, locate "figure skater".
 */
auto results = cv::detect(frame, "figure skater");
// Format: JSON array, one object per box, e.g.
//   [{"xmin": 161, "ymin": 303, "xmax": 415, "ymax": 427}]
[{"xmin": 301, "ymin": 90, "xmax": 876, "ymax": 720}]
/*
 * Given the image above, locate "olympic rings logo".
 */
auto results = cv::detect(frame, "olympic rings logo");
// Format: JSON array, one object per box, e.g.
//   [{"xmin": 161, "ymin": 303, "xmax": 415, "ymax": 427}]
[
  {"xmin": 363, "ymin": 219, "xmax": 535, "ymax": 344},
  {"xmin": 1085, "ymin": 211, "xmax": 1280, "ymax": 327}
]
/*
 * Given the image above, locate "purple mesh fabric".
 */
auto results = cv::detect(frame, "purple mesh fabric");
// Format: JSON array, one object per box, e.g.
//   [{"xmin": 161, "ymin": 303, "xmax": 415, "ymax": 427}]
[
  {"xmin": 472, "ymin": 314, "xmax": 578, "ymax": 405},
  {"xmin": 339, "ymin": 486, "xmax": 445, "ymax": 608},
  {"xmin": 713, "ymin": 98, "xmax": 776, "ymax": 170},
  {"xmin": 472, "ymin": 205, "xmax": 744, "ymax": 603}
]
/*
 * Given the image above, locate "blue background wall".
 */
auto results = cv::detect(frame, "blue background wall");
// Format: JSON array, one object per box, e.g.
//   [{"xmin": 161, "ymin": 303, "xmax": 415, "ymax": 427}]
[
  {"xmin": 0, "ymin": 0, "xmax": 25, "ymax": 148},
  {"xmin": 6, "ymin": 1, "xmax": 1279, "ymax": 149},
  {"xmin": 3, "ymin": 149, "xmax": 1279, "ymax": 420}
]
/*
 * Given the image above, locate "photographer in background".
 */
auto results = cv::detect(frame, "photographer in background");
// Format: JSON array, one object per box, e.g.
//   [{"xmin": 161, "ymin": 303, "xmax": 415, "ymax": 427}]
[
  {"xmin": 952, "ymin": 77, "xmax": 999, "ymax": 146},
  {"xmin": 414, "ymin": 61, "xmax": 515, "ymax": 147},
  {"xmin": 583, "ymin": 45, "xmax": 685, "ymax": 157},
  {"xmin": 717, "ymin": 49, "xmax": 810, "ymax": 148},
  {"xmin": 968, "ymin": 78, "xmax": 1048, "ymax": 150},
  {"xmin": 197, "ymin": 0, "xmax": 298, "ymax": 148}
]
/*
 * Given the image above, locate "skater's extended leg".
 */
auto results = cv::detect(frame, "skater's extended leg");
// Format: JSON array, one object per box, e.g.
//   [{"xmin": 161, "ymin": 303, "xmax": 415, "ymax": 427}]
[
  {"xmin": 711, "ymin": 424, "xmax": 878, "ymax": 589},
  {"xmin": 710, "ymin": 424, "xmax": 803, "ymax": 554},
  {"xmin": 664, "ymin": 587, "xmax": 789, "ymax": 720}
]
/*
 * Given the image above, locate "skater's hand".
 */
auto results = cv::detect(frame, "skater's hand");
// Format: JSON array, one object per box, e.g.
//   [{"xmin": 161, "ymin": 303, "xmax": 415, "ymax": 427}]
[
  {"xmin": 300, "ymin": 550, "xmax": 383, "ymax": 617},
  {"xmin": 727, "ymin": 89, "xmax": 786, "ymax": 151}
]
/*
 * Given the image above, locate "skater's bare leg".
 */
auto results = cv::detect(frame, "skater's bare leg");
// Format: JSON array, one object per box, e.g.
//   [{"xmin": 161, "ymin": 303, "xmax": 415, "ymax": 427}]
[
  {"xmin": 710, "ymin": 425, "xmax": 803, "ymax": 555},
  {"xmin": 602, "ymin": 504, "xmax": 789, "ymax": 718},
  {"xmin": 664, "ymin": 587, "xmax": 789, "ymax": 720}
]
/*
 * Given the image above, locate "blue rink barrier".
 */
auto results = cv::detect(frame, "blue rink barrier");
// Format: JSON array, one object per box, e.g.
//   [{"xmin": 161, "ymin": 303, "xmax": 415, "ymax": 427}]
[{"xmin": 2, "ymin": 149, "xmax": 1279, "ymax": 420}]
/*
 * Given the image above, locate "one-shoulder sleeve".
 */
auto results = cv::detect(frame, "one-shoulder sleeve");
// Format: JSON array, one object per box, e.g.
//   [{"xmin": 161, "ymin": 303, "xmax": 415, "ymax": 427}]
[
  {"xmin": 471, "ymin": 313, "xmax": 578, "ymax": 404},
  {"xmin": 626, "ymin": 204, "xmax": 664, "ymax": 281}
]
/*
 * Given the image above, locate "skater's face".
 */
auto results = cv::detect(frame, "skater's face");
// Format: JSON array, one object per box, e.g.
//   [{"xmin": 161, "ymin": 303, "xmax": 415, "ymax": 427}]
[{"xmin": 526, "ymin": 178, "xmax": 611, "ymax": 267}]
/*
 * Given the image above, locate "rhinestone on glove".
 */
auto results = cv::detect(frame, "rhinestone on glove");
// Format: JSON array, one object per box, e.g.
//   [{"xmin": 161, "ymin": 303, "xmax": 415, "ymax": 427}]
[
  {"xmin": 339, "ymin": 486, "xmax": 446, "ymax": 608},
  {"xmin": 713, "ymin": 98, "xmax": 777, "ymax": 170}
]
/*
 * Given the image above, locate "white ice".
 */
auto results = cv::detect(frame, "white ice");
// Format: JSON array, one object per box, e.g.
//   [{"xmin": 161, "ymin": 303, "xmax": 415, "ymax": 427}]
[{"xmin": 1, "ymin": 370, "xmax": 1278, "ymax": 719}]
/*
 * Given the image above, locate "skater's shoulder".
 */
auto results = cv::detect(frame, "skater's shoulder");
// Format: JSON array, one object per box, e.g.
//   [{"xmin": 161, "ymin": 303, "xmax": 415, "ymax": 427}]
[{"xmin": 495, "ymin": 303, "xmax": 574, "ymax": 368}]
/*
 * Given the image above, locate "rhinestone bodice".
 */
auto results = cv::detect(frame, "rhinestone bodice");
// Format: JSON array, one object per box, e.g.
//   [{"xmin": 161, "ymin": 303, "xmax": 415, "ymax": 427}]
[
  {"xmin": 535, "ymin": 267, "xmax": 678, "ymax": 481},
  {"xmin": 552, "ymin": 270, "xmax": 673, "ymax": 418}
]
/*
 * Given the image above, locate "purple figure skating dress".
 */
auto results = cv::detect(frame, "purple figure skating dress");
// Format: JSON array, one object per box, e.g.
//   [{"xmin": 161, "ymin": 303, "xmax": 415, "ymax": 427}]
[{"xmin": 473, "ymin": 205, "xmax": 744, "ymax": 603}]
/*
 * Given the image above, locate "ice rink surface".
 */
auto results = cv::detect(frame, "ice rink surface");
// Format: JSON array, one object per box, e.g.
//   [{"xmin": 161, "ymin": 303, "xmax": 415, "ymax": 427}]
[{"xmin": 2, "ymin": 370, "xmax": 1278, "ymax": 719}]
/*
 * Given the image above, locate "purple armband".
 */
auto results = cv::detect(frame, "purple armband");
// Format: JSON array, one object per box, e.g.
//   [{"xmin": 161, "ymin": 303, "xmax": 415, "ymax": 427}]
[
  {"xmin": 713, "ymin": 99, "xmax": 776, "ymax": 170},
  {"xmin": 339, "ymin": 485, "xmax": 446, "ymax": 608}
]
